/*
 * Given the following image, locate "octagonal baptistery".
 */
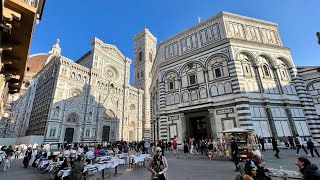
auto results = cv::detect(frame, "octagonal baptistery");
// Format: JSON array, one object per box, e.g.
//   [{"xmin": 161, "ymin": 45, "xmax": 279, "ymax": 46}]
[{"xmin": 149, "ymin": 12, "xmax": 320, "ymax": 144}]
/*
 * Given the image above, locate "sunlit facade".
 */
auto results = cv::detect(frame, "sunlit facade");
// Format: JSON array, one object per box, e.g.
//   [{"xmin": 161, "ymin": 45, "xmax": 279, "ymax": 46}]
[{"xmin": 149, "ymin": 12, "xmax": 320, "ymax": 143}]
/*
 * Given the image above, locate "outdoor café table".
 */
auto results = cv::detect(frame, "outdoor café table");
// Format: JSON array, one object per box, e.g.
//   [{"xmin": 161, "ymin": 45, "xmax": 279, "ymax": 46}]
[
  {"xmin": 129, "ymin": 154, "xmax": 150, "ymax": 167},
  {"xmin": 46, "ymin": 161, "xmax": 63, "ymax": 172},
  {"xmin": 96, "ymin": 156, "xmax": 111, "ymax": 162},
  {"xmin": 38, "ymin": 159, "xmax": 50, "ymax": 168},
  {"xmin": 57, "ymin": 164, "xmax": 98, "ymax": 179},
  {"xmin": 267, "ymin": 168, "xmax": 303, "ymax": 180},
  {"xmin": 116, "ymin": 153, "xmax": 128, "ymax": 159},
  {"xmin": 95, "ymin": 158, "xmax": 126, "ymax": 179}
]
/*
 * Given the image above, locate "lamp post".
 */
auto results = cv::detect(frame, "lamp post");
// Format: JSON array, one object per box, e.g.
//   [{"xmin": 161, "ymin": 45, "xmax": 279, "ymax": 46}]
[{"xmin": 317, "ymin": 32, "xmax": 320, "ymax": 45}]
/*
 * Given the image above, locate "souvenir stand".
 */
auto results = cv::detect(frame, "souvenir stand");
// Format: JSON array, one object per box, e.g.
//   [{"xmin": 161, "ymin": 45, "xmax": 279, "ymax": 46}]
[{"xmin": 220, "ymin": 128, "xmax": 256, "ymax": 161}]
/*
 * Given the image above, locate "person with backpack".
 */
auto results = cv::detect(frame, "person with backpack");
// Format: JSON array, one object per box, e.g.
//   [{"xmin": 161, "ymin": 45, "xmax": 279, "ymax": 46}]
[
  {"xmin": 147, "ymin": 147, "xmax": 168, "ymax": 180},
  {"xmin": 295, "ymin": 134, "xmax": 309, "ymax": 156},
  {"xmin": 307, "ymin": 139, "xmax": 320, "ymax": 157}
]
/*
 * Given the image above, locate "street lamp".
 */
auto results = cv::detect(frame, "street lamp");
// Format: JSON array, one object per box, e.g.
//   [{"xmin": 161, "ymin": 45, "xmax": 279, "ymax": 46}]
[{"xmin": 317, "ymin": 32, "xmax": 320, "ymax": 45}]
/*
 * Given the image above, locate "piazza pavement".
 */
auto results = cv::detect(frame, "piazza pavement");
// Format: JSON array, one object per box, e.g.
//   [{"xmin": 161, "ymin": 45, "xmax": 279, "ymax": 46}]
[{"xmin": 0, "ymin": 148, "xmax": 319, "ymax": 180}]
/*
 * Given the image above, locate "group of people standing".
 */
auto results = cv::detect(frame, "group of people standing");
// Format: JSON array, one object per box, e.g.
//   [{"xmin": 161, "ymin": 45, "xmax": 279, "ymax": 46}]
[{"xmin": 258, "ymin": 134, "xmax": 320, "ymax": 158}]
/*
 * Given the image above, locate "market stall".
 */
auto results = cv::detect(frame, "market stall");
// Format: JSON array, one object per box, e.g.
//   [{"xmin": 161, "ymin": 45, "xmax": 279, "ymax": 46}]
[{"xmin": 220, "ymin": 128, "xmax": 257, "ymax": 160}]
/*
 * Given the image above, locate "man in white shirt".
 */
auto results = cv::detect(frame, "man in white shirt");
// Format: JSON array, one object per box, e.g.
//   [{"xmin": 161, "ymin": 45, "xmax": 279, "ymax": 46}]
[
  {"xmin": 77, "ymin": 146, "xmax": 84, "ymax": 155},
  {"xmin": 64, "ymin": 148, "xmax": 71, "ymax": 158},
  {"xmin": 295, "ymin": 134, "xmax": 310, "ymax": 156}
]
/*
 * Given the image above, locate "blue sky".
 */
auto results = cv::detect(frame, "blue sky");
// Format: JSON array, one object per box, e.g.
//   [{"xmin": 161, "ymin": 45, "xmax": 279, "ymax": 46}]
[{"xmin": 30, "ymin": 0, "xmax": 320, "ymax": 85}]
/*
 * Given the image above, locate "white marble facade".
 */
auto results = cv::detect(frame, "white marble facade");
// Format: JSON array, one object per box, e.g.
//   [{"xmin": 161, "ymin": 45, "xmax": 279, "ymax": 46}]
[
  {"xmin": 27, "ymin": 38, "xmax": 143, "ymax": 144},
  {"xmin": 149, "ymin": 12, "xmax": 320, "ymax": 143}
]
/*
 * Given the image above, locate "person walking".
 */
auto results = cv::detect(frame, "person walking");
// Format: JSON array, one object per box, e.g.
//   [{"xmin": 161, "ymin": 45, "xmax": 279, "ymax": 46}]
[
  {"xmin": 231, "ymin": 138, "xmax": 240, "ymax": 171},
  {"xmin": 23, "ymin": 147, "xmax": 32, "ymax": 168},
  {"xmin": 296, "ymin": 157, "xmax": 320, "ymax": 180},
  {"xmin": 258, "ymin": 137, "xmax": 265, "ymax": 151},
  {"xmin": 288, "ymin": 136, "xmax": 295, "ymax": 149},
  {"xmin": 272, "ymin": 138, "xmax": 280, "ymax": 158},
  {"xmin": 183, "ymin": 141, "xmax": 190, "ymax": 159},
  {"xmin": 283, "ymin": 136, "xmax": 290, "ymax": 149},
  {"xmin": 295, "ymin": 134, "xmax": 309, "ymax": 156},
  {"xmin": 307, "ymin": 139, "xmax": 320, "ymax": 157},
  {"xmin": 171, "ymin": 139, "xmax": 179, "ymax": 158},
  {"xmin": 190, "ymin": 138, "xmax": 195, "ymax": 154},
  {"xmin": 14, "ymin": 147, "xmax": 20, "ymax": 159},
  {"xmin": 147, "ymin": 147, "xmax": 168, "ymax": 180}
]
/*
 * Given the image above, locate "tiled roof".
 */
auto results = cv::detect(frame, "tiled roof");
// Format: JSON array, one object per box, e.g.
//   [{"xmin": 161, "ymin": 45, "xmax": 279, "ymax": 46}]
[{"xmin": 26, "ymin": 54, "xmax": 51, "ymax": 73}]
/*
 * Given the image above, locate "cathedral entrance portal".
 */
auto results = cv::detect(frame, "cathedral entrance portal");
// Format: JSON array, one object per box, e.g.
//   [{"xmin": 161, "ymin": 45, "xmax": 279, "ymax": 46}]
[
  {"xmin": 189, "ymin": 116, "xmax": 208, "ymax": 141},
  {"xmin": 102, "ymin": 126, "xmax": 110, "ymax": 142},
  {"xmin": 64, "ymin": 128, "xmax": 74, "ymax": 144}
]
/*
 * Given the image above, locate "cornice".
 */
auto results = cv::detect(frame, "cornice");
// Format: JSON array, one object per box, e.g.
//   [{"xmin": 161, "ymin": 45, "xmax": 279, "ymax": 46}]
[
  {"xmin": 221, "ymin": 12, "xmax": 278, "ymax": 28},
  {"xmin": 229, "ymin": 38, "xmax": 291, "ymax": 53},
  {"xmin": 159, "ymin": 13, "xmax": 223, "ymax": 47}
]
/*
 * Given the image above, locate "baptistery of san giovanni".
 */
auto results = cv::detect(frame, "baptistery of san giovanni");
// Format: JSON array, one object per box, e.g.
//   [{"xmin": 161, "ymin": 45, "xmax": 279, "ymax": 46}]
[{"xmin": 149, "ymin": 12, "xmax": 320, "ymax": 143}]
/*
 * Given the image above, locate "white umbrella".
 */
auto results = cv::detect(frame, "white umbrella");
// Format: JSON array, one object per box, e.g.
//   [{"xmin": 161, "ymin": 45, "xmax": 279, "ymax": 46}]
[{"xmin": 220, "ymin": 127, "xmax": 251, "ymax": 133}]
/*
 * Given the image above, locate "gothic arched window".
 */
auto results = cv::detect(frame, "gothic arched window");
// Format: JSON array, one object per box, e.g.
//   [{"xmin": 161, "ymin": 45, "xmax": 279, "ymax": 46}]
[{"xmin": 262, "ymin": 64, "xmax": 270, "ymax": 77}]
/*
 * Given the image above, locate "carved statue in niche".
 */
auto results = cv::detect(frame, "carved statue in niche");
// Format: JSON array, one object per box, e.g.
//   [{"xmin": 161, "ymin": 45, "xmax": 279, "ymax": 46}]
[
  {"xmin": 79, "ymin": 127, "xmax": 83, "ymax": 137},
  {"xmin": 49, "ymin": 128, "xmax": 53, "ymax": 137},
  {"xmin": 92, "ymin": 129, "xmax": 95, "ymax": 137},
  {"xmin": 88, "ymin": 112, "xmax": 93, "ymax": 122},
  {"xmin": 54, "ymin": 107, "xmax": 60, "ymax": 118},
  {"xmin": 52, "ymin": 128, "xmax": 56, "ymax": 137}
]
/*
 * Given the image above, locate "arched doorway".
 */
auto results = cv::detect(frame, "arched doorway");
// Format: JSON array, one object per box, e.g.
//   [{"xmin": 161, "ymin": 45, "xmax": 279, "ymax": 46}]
[
  {"xmin": 102, "ymin": 126, "xmax": 110, "ymax": 142},
  {"xmin": 100, "ymin": 109, "xmax": 119, "ymax": 142},
  {"xmin": 63, "ymin": 113, "xmax": 79, "ymax": 143},
  {"xmin": 64, "ymin": 128, "xmax": 74, "ymax": 143}
]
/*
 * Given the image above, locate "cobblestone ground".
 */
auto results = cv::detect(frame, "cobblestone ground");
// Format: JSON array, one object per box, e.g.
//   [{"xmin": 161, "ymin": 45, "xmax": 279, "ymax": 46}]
[{"xmin": 0, "ymin": 148, "xmax": 319, "ymax": 180}]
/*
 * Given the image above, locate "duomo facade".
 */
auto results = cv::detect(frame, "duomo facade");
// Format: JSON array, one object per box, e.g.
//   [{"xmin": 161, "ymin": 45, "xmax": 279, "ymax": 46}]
[{"xmin": 15, "ymin": 38, "xmax": 145, "ymax": 144}]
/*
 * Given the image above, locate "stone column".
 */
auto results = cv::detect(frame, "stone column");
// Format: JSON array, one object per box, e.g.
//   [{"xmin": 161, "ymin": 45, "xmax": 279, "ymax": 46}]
[
  {"xmin": 285, "ymin": 105, "xmax": 298, "ymax": 136},
  {"xmin": 158, "ymin": 81, "xmax": 166, "ymax": 109},
  {"xmin": 179, "ymin": 113, "xmax": 187, "ymax": 143},
  {"xmin": 272, "ymin": 67, "xmax": 284, "ymax": 94},
  {"xmin": 204, "ymin": 69, "xmax": 210, "ymax": 97},
  {"xmin": 265, "ymin": 105, "xmax": 278, "ymax": 137},
  {"xmin": 208, "ymin": 108, "xmax": 217, "ymax": 140},
  {"xmin": 253, "ymin": 65, "xmax": 264, "ymax": 93}
]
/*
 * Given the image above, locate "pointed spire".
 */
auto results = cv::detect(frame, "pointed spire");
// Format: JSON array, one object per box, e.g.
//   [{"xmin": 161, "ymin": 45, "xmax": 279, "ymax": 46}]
[{"xmin": 49, "ymin": 38, "xmax": 61, "ymax": 56}]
